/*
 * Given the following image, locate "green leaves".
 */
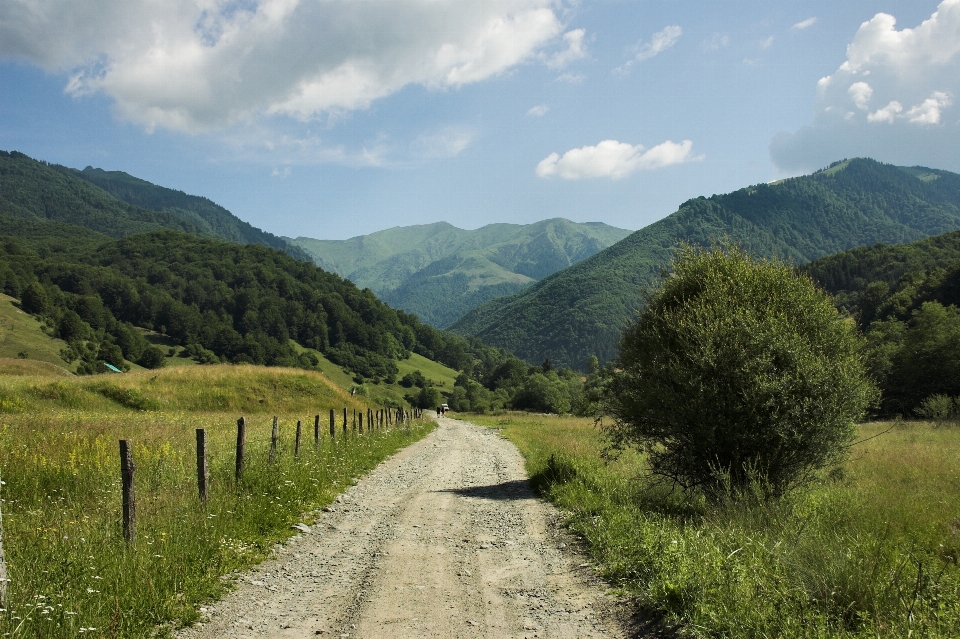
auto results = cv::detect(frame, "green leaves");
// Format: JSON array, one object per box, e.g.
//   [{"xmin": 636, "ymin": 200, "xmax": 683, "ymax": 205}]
[{"xmin": 608, "ymin": 243, "xmax": 878, "ymax": 497}]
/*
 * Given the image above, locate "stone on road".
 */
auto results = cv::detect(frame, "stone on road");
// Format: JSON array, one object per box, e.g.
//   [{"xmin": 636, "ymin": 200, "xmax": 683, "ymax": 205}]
[{"xmin": 178, "ymin": 417, "xmax": 626, "ymax": 638}]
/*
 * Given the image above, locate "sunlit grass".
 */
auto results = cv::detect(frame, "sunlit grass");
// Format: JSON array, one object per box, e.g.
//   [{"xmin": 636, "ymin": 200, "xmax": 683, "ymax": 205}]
[
  {"xmin": 472, "ymin": 413, "xmax": 960, "ymax": 638},
  {"xmin": 0, "ymin": 366, "xmax": 433, "ymax": 637}
]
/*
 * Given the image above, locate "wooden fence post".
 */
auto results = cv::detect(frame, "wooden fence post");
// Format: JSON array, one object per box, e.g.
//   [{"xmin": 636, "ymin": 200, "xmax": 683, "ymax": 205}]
[
  {"xmin": 270, "ymin": 416, "xmax": 279, "ymax": 462},
  {"xmin": 236, "ymin": 416, "xmax": 246, "ymax": 481},
  {"xmin": 359, "ymin": 412, "xmax": 364, "ymax": 434},
  {"xmin": 0, "ymin": 469, "xmax": 7, "ymax": 606},
  {"xmin": 343, "ymin": 408, "xmax": 347, "ymax": 437},
  {"xmin": 295, "ymin": 420, "xmax": 302, "ymax": 458},
  {"xmin": 329, "ymin": 409, "xmax": 335, "ymax": 440},
  {"xmin": 314, "ymin": 414, "xmax": 320, "ymax": 445},
  {"xmin": 196, "ymin": 428, "xmax": 208, "ymax": 505},
  {"xmin": 120, "ymin": 440, "xmax": 136, "ymax": 544}
]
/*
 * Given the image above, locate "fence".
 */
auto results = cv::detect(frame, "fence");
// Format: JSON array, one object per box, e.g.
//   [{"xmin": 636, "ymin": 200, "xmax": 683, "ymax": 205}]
[{"xmin": 118, "ymin": 406, "xmax": 425, "ymax": 543}]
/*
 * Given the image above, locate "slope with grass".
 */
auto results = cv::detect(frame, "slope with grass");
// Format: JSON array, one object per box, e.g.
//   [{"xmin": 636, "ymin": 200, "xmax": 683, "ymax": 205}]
[
  {"xmin": 0, "ymin": 365, "xmax": 434, "ymax": 637},
  {"xmin": 452, "ymin": 159, "xmax": 960, "ymax": 369},
  {"xmin": 471, "ymin": 412, "xmax": 960, "ymax": 638},
  {"xmin": 288, "ymin": 218, "xmax": 631, "ymax": 327}
]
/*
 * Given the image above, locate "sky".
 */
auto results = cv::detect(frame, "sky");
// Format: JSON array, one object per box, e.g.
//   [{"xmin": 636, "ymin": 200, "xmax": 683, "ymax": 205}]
[{"xmin": 1, "ymin": 0, "xmax": 958, "ymax": 240}]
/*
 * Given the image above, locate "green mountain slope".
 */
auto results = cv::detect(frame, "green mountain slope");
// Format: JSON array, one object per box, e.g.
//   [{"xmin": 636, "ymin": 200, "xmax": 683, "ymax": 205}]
[
  {"xmin": 73, "ymin": 165, "xmax": 310, "ymax": 261},
  {"xmin": 0, "ymin": 150, "xmax": 308, "ymax": 260},
  {"xmin": 451, "ymin": 158, "xmax": 960, "ymax": 369},
  {"xmin": 288, "ymin": 218, "xmax": 631, "ymax": 327}
]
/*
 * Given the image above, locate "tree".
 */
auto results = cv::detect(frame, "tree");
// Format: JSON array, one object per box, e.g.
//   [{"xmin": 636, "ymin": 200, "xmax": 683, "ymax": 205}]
[{"xmin": 606, "ymin": 243, "xmax": 876, "ymax": 498}]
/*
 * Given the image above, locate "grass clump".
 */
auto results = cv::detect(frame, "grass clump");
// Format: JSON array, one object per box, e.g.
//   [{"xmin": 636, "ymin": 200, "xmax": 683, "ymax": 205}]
[
  {"xmin": 0, "ymin": 365, "xmax": 432, "ymax": 637},
  {"xmin": 472, "ymin": 413, "xmax": 960, "ymax": 637}
]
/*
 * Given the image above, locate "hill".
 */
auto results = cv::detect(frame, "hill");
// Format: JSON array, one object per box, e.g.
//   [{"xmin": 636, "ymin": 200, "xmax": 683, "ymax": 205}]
[
  {"xmin": 0, "ymin": 150, "xmax": 308, "ymax": 260},
  {"xmin": 450, "ymin": 159, "xmax": 960, "ymax": 369},
  {"xmin": 288, "ymin": 218, "xmax": 630, "ymax": 327}
]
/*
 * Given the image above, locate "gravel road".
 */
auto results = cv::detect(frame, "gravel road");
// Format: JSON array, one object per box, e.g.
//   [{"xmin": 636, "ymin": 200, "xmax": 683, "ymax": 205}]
[{"xmin": 178, "ymin": 417, "xmax": 627, "ymax": 639}]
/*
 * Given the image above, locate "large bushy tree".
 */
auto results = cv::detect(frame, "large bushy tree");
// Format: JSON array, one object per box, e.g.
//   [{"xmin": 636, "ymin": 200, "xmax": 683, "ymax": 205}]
[{"xmin": 606, "ymin": 243, "xmax": 877, "ymax": 497}]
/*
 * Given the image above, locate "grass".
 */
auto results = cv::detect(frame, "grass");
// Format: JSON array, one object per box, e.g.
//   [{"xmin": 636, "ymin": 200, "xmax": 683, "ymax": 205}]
[
  {"xmin": 0, "ymin": 365, "xmax": 434, "ymax": 637},
  {"xmin": 0, "ymin": 295, "xmax": 73, "ymax": 371},
  {"xmin": 470, "ymin": 413, "xmax": 960, "ymax": 638}
]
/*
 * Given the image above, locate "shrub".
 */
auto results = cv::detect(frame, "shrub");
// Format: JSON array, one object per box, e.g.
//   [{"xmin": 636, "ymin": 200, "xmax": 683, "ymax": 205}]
[{"xmin": 606, "ymin": 243, "xmax": 877, "ymax": 497}]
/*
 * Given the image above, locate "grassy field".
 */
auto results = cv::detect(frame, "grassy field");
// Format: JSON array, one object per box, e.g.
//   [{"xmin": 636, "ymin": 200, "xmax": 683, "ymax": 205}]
[
  {"xmin": 0, "ymin": 294, "xmax": 73, "ymax": 371},
  {"xmin": 0, "ymin": 365, "xmax": 434, "ymax": 637},
  {"xmin": 470, "ymin": 412, "xmax": 960, "ymax": 638}
]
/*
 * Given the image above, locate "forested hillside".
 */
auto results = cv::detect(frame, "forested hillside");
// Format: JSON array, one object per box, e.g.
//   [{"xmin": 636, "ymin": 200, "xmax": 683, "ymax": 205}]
[
  {"xmin": 0, "ymin": 217, "xmax": 499, "ymax": 379},
  {"xmin": 803, "ymin": 230, "xmax": 960, "ymax": 415},
  {"xmin": 0, "ymin": 150, "xmax": 307, "ymax": 260},
  {"xmin": 289, "ymin": 218, "xmax": 630, "ymax": 327},
  {"xmin": 451, "ymin": 159, "xmax": 960, "ymax": 369},
  {"xmin": 74, "ymin": 165, "xmax": 310, "ymax": 260}
]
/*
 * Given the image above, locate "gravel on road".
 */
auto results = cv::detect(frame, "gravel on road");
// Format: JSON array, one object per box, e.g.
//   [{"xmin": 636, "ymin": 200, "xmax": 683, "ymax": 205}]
[{"xmin": 177, "ymin": 417, "xmax": 628, "ymax": 639}]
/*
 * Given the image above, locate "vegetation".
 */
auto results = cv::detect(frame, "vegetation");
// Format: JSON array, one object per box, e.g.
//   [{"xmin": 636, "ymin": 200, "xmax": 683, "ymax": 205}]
[
  {"xmin": 0, "ymin": 365, "xmax": 433, "ymax": 637},
  {"xmin": 803, "ymin": 229, "xmax": 960, "ymax": 416},
  {"xmin": 452, "ymin": 158, "xmax": 960, "ymax": 369},
  {"xmin": 289, "ymin": 218, "xmax": 630, "ymax": 328},
  {"xmin": 606, "ymin": 245, "xmax": 876, "ymax": 496},
  {"xmin": 474, "ymin": 412, "xmax": 960, "ymax": 638}
]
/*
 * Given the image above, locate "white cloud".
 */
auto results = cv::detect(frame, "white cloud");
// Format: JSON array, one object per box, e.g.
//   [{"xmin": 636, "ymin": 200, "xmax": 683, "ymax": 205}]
[
  {"xmin": 771, "ymin": 1, "xmax": 960, "ymax": 172},
  {"xmin": 848, "ymin": 81, "xmax": 873, "ymax": 109},
  {"xmin": 555, "ymin": 72, "xmax": 585, "ymax": 84},
  {"xmin": 0, "ymin": 0, "xmax": 570, "ymax": 133},
  {"xmin": 760, "ymin": 36, "xmax": 774, "ymax": 50},
  {"xmin": 702, "ymin": 33, "xmax": 729, "ymax": 50},
  {"xmin": 527, "ymin": 104, "xmax": 549, "ymax": 116},
  {"xmin": 536, "ymin": 139, "xmax": 698, "ymax": 180},
  {"xmin": 615, "ymin": 25, "xmax": 682, "ymax": 73},
  {"xmin": 545, "ymin": 29, "xmax": 587, "ymax": 69},
  {"xmin": 410, "ymin": 127, "xmax": 475, "ymax": 159},
  {"xmin": 792, "ymin": 17, "xmax": 817, "ymax": 30},
  {"xmin": 868, "ymin": 100, "xmax": 902, "ymax": 123}
]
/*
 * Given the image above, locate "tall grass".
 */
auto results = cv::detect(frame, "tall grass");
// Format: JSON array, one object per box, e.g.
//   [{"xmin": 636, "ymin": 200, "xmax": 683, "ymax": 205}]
[
  {"xmin": 472, "ymin": 413, "xmax": 960, "ymax": 638},
  {"xmin": 0, "ymin": 366, "xmax": 433, "ymax": 637}
]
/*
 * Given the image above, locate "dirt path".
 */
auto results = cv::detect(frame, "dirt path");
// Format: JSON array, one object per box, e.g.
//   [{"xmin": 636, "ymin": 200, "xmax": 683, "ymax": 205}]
[{"xmin": 178, "ymin": 417, "xmax": 627, "ymax": 639}]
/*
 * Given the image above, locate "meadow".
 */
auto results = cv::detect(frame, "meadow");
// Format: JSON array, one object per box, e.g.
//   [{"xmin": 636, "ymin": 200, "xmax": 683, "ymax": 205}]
[
  {"xmin": 0, "ymin": 364, "xmax": 433, "ymax": 637},
  {"xmin": 470, "ymin": 412, "xmax": 960, "ymax": 638}
]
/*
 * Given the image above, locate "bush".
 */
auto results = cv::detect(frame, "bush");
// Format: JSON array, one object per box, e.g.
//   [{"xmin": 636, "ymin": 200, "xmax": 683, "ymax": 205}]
[
  {"xmin": 138, "ymin": 346, "xmax": 167, "ymax": 369},
  {"xmin": 606, "ymin": 243, "xmax": 877, "ymax": 497}
]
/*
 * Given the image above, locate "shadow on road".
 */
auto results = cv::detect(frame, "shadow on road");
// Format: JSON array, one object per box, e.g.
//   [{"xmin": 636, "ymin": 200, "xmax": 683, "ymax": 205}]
[{"xmin": 437, "ymin": 479, "xmax": 537, "ymax": 501}]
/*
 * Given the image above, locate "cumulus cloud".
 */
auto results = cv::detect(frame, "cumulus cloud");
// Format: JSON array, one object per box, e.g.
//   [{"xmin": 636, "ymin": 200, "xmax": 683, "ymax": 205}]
[
  {"xmin": 702, "ymin": 33, "xmax": 730, "ymax": 50},
  {"xmin": 760, "ymin": 36, "xmax": 775, "ymax": 50},
  {"xmin": 410, "ymin": 127, "xmax": 475, "ymax": 159},
  {"xmin": 793, "ymin": 17, "xmax": 817, "ymax": 30},
  {"xmin": 0, "ymin": 0, "xmax": 570, "ymax": 133},
  {"xmin": 772, "ymin": 1, "xmax": 960, "ymax": 172},
  {"xmin": 545, "ymin": 28, "xmax": 587, "ymax": 69},
  {"xmin": 615, "ymin": 25, "xmax": 682, "ymax": 73},
  {"xmin": 535, "ymin": 139, "xmax": 699, "ymax": 180},
  {"xmin": 527, "ymin": 104, "xmax": 549, "ymax": 116}
]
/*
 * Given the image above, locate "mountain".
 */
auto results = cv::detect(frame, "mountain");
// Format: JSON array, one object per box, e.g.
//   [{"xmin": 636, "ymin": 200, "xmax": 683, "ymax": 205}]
[
  {"xmin": 287, "ymin": 218, "xmax": 631, "ymax": 327},
  {"xmin": 450, "ymin": 158, "xmax": 960, "ymax": 369},
  {"xmin": 0, "ymin": 150, "xmax": 308, "ymax": 261}
]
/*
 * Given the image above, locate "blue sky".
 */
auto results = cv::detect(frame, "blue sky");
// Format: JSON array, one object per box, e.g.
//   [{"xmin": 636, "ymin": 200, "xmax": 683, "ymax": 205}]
[{"xmin": 1, "ymin": 1, "xmax": 956, "ymax": 240}]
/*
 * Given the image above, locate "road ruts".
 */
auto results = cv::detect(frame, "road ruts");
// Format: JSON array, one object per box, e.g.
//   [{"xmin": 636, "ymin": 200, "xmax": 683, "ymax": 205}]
[{"xmin": 177, "ymin": 417, "xmax": 626, "ymax": 639}]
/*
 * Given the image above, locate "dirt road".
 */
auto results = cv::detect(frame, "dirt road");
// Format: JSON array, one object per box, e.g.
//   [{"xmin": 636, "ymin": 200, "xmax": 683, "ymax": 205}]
[{"xmin": 178, "ymin": 417, "xmax": 626, "ymax": 639}]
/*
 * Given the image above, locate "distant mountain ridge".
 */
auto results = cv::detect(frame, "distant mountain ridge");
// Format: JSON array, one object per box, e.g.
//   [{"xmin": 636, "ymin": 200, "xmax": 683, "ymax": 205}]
[
  {"xmin": 450, "ymin": 158, "xmax": 960, "ymax": 369},
  {"xmin": 0, "ymin": 150, "xmax": 308, "ymax": 261},
  {"xmin": 288, "ymin": 218, "xmax": 631, "ymax": 327}
]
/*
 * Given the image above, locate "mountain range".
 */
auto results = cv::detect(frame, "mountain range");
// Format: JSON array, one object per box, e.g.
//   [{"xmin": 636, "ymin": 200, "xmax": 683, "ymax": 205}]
[
  {"xmin": 287, "ymin": 219, "xmax": 630, "ymax": 328},
  {"xmin": 450, "ymin": 159, "xmax": 960, "ymax": 369}
]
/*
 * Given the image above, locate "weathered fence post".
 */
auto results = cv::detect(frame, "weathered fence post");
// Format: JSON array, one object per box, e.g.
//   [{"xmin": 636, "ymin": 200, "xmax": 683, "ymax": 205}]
[
  {"xmin": 359, "ymin": 412, "xmax": 364, "ymax": 434},
  {"xmin": 343, "ymin": 408, "xmax": 347, "ymax": 437},
  {"xmin": 120, "ymin": 440, "xmax": 136, "ymax": 544},
  {"xmin": 295, "ymin": 420, "xmax": 302, "ymax": 458},
  {"xmin": 352, "ymin": 408, "xmax": 357, "ymax": 432},
  {"xmin": 0, "ymin": 469, "xmax": 8, "ymax": 606},
  {"xmin": 236, "ymin": 416, "xmax": 246, "ymax": 481},
  {"xmin": 196, "ymin": 428, "xmax": 208, "ymax": 504},
  {"xmin": 314, "ymin": 414, "xmax": 320, "ymax": 445},
  {"xmin": 329, "ymin": 409, "xmax": 336, "ymax": 440},
  {"xmin": 270, "ymin": 416, "xmax": 279, "ymax": 462}
]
